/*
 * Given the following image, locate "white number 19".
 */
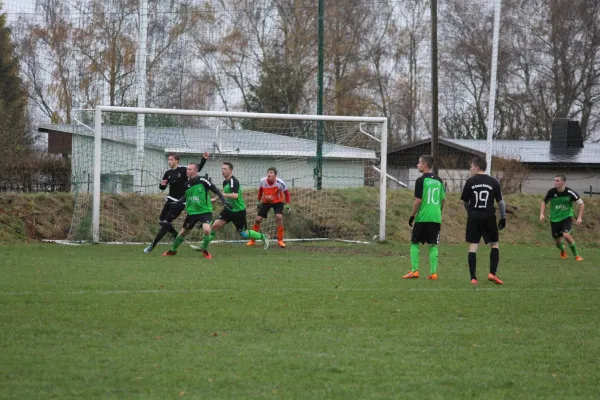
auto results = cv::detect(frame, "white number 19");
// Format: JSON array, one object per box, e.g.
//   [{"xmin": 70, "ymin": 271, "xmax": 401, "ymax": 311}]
[{"xmin": 474, "ymin": 190, "xmax": 489, "ymax": 209}]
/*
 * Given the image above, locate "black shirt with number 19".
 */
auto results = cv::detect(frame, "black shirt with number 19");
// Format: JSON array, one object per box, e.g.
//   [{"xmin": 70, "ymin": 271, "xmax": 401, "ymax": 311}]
[{"xmin": 460, "ymin": 174, "xmax": 503, "ymax": 215}]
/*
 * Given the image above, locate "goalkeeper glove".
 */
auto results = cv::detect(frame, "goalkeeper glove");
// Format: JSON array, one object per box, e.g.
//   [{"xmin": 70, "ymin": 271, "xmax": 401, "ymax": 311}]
[
  {"xmin": 285, "ymin": 204, "xmax": 291, "ymax": 214},
  {"xmin": 408, "ymin": 216, "xmax": 415, "ymax": 227},
  {"xmin": 498, "ymin": 218, "xmax": 506, "ymax": 230}
]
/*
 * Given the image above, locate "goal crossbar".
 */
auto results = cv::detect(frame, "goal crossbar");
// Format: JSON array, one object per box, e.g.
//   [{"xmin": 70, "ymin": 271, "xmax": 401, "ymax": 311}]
[{"xmin": 92, "ymin": 106, "xmax": 388, "ymax": 243}]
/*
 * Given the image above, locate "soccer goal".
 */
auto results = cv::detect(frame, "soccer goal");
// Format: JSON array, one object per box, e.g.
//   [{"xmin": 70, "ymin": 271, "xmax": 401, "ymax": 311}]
[{"xmin": 68, "ymin": 107, "xmax": 388, "ymax": 244}]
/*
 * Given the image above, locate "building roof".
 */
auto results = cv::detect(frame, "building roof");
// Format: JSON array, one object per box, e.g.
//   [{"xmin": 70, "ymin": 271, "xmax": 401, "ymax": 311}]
[
  {"xmin": 389, "ymin": 138, "xmax": 600, "ymax": 164},
  {"xmin": 39, "ymin": 124, "xmax": 377, "ymax": 161}
]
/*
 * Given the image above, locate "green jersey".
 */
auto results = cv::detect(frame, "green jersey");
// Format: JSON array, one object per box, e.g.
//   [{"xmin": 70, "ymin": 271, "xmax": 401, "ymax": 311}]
[
  {"xmin": 414, "ymin": 173, "xmax": 445, "ymax": 223},
  {"xmin": 223, "ymin": 176, "xmax": 245, "ymax": 212},
  {"xmin": 544, "ymin": 187, "xmax": 582, "ymax": 222},
  {"xmin": 184, "ymin": 177, "xmax": 217, "ymax": 215}
]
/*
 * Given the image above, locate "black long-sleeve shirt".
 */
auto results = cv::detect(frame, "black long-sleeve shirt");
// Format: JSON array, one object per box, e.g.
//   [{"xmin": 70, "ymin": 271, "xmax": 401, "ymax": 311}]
[{"xmin": 159, "ymin": 157, "xmax": 207, "ymax": 200}]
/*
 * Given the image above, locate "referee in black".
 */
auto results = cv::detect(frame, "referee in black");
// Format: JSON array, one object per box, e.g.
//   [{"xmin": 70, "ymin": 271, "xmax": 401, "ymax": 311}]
[
  {"xmin": 460, "ymin": 156, "xmax": 507, "ymax": 285},
  {"xmin": 144, "ymin": 152, "xmax": 209, "ymax": 253}
]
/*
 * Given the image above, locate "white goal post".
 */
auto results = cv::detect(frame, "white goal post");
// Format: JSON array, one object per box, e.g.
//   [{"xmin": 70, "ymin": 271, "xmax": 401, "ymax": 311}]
[{"xmin": 92, "ymin": 106, "xmax": 388, "ymax": 243}]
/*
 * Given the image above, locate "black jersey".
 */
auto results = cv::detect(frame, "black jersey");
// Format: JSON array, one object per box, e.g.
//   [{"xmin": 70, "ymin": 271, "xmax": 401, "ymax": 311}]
[
  {"xmin": 460, "ymin": 174, "xmax": 503, "ymax": 214},
  {"xmin": 159, "ymin": 158, "xmax": 207, "ymax": 199}
]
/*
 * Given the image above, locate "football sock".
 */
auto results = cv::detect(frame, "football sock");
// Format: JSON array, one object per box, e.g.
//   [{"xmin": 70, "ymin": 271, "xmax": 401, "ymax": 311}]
[
  {"xmin": 167, "ymin": 224, "xmax": 178, "ymax": 236},
  {"xmin": 410, "ymin": 243, "xmax": 420, "ymax": 272},
  {"xmin": 468, "ymin": 252, "xmax": 477, "ymax": 280},
  {"xmin": 429, "ymin": 245, "xmax": 438, "ymax": 274},
  {"xmin": 152, "ymin": 226, "xmax": 169, "ymax": 247},
  {"xmin": 251, "ymin": 223, "xmax": 260, "ymax": 233},
  {"xmin": 201, "ymin": 233, "xmax": 212, "ymax": 250},
  {"xmin": 569, "ymin": 242, "xmax": 578, "ymax": 256},
  {"xmin": 171, "ymin": 235, "xmax": 185, "ymax": 251},
  {"xmin": 206, "ymin": 231, "xmax": 217, "ymax": 246},
  {"xmin": 556, "ymin": 242, "xmax": 565, "ymax": 252},
  {"xmin": 277, "ymin": 226, "xmax": 284, "ymax": 241},
  {"xmin": 490, "ymin": 248, "xmax": 500, "ymax": 275},
  {"xmin": 245, "ymin": 230, "xmax": 263, "ymax": 240}
]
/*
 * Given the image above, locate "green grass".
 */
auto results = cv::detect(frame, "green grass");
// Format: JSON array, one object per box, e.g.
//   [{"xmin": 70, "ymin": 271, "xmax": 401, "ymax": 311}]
[{"xmin": 1, "ymin": 242, "xmax": 599, "ymax": 399}]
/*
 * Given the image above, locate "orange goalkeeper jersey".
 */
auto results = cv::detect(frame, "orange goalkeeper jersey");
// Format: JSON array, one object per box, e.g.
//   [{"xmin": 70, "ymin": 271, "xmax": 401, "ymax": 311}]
[{"xmin": 258, "ymin": 177, "xmax": 289, "ymax": 204}]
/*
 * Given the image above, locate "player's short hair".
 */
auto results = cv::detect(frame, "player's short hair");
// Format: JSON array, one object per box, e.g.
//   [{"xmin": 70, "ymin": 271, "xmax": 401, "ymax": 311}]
[
  {"xmin": 555, "ymin": 174, "xmax": 566, "ymax": 182},
  {"xmin": 419, "ymin": 155, "xmax": 434, "ymax": 168},
  {"xmin": 222, "ymin": 162, "xmax": 233, "ymax": 170},
  {"xmin": 268, "ymin": 167, "xmax": 278, "ymax": 175},
  {"xmin": 471, "ymin": 156, "xmax": 487, "ymax": 172},
  {"xmin": 167, "ymin": 153, "xmax": 180, "ymax": 161},
  {"xmin": 188, "ymin": 163, "xmax": 199, "ymax": 171}
]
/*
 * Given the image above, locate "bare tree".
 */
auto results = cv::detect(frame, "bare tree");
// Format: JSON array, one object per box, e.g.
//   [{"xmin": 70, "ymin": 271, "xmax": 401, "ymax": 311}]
[{"xmin": 15, "ymin": 0, "xmax": 77, "ymax": 123}]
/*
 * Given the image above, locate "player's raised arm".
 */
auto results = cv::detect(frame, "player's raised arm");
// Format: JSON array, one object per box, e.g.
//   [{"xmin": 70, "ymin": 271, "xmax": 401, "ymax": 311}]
[{"xmin": 197, "ymin": 152, "xmax": 210, "ymax": 172}]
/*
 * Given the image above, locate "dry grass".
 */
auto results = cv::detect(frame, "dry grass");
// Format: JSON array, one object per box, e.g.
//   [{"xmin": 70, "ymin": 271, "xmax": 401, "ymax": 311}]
[{"xmin": 1, "ymin": 189, "xmax": 599, "ymax": 245}]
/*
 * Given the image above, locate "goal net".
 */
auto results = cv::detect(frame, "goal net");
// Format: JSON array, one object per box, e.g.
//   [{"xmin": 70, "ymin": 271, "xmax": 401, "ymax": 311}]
[{"xmin": 68, "ymin": 107, "xmax": 388, "ymax": 244}]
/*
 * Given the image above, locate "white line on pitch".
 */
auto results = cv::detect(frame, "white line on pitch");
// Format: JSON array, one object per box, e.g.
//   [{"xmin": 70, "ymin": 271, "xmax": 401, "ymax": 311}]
[{"xmin": 1, "ymin": 287, "xmax": 599, "ymax": 296}]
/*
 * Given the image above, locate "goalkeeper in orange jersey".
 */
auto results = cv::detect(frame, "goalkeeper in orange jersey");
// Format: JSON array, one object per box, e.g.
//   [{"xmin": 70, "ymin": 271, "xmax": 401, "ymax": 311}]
[{"xmin": 247, "ymin": 167, "xmax": 291, "ymax": 248}]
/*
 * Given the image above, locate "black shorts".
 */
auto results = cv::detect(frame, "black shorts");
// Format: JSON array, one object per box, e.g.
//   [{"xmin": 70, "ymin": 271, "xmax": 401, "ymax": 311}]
[
  {"xmin": 465, "ymin": 212, "xmax": 499, "ymax": 244},
  {"xmin": 159, "ymin": 201, "xmax": 185, "ymax": 222},
  {"xmin": 551, "ymin": 217, "xmax": 572, "ymax": 239},
  {"xmin": 182, "ymin": 212, "xmax": 212, "ymax": 230},
  {"xmin": 258, "ymin": 202, "xmax": 284, "ymax": 219},
  {"xmin": 216, "ymin": 209, "xmax": 247, "ymax": 232},
  {"xmin": 411, "ymin": 222, "xmax": 441, "ymax": 245}
]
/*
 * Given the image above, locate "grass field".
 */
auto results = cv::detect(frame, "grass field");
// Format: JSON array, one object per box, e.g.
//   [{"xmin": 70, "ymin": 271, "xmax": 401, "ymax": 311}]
[{"xmin": 1, "ymin": 242, "xmax": 599, "ymax": 399}]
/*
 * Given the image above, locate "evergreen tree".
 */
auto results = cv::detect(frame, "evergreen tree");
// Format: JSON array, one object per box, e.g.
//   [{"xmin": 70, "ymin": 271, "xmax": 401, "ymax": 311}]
[{"xmin": 0, "ymin": 4, "xmax": 29, "ymax": 158}]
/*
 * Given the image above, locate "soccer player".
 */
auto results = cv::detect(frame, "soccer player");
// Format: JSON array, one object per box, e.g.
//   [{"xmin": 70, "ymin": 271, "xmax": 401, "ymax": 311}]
[
  {"xmin": 144, "ymin": 152, "xmax": 209, "ymax": 253},
  {"xmin": 162, "ymin": 163, "xmax": 229, "ymax": 259},
  {"xmin": 190, "ymin": 162, "xmax": 269, "ymax": 251},
  {"xmin": 539, "ymin": 174, "xmax": 584, "ymax": 261},
  {"xmin": 460, "ymin": 156, "xmax": 506, "ymax": 285},
  {"xmin": 246, "ymin": 167, "xmax": 291, "ymax": 248},
  {"xmin": 402, "ymin": 155, "xmax": 446, "ymax": 280}
]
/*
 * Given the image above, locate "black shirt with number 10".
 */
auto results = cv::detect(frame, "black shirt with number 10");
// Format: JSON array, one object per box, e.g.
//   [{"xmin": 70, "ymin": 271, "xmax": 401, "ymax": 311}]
[{"xmin": 460, "ymin": 174, "xmax": 503, "ymax": 215}]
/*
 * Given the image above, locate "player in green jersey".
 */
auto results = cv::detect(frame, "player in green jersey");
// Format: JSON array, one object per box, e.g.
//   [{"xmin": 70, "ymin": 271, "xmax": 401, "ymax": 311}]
[
  {"xmin": 162, "ymin": 163, "xmax": 230, "ymax": 259},
  {"xmin": 190, "ymin": 162, "xmax": 269, "ymax": 251},
  {"xmin": 539, "ymin": 174, "xmax": 585, "ymax": 261},
  {"xmin": 403, "ymin": 155, "xmax": 446, "ymax": 280}
]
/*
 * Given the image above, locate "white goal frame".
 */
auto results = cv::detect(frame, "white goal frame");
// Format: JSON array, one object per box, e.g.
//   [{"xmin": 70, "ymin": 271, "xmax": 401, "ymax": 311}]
[{"xmin": 92, "ymin": 106, "xmax": 388, "ymax": 243}]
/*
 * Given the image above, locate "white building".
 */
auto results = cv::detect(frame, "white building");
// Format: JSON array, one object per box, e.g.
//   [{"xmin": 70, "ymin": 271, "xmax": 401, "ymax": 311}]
[
  {"xmin": 388, "ymin": 138, "xmax": 600, "ymax": 196},
  {"xmin": 40, "ymin": 124, "xmax": 378, "ymax": 194}
]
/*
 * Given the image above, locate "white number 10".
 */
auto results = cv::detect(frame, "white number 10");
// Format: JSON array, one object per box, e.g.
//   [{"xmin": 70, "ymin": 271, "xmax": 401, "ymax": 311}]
[
  {"xmin": 475, "ymin": 191, "xmax": 489, "ymax": 209},
  {"xmin": 427, "ymin": 187, "xmax": 441, "ymax": 205}
]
